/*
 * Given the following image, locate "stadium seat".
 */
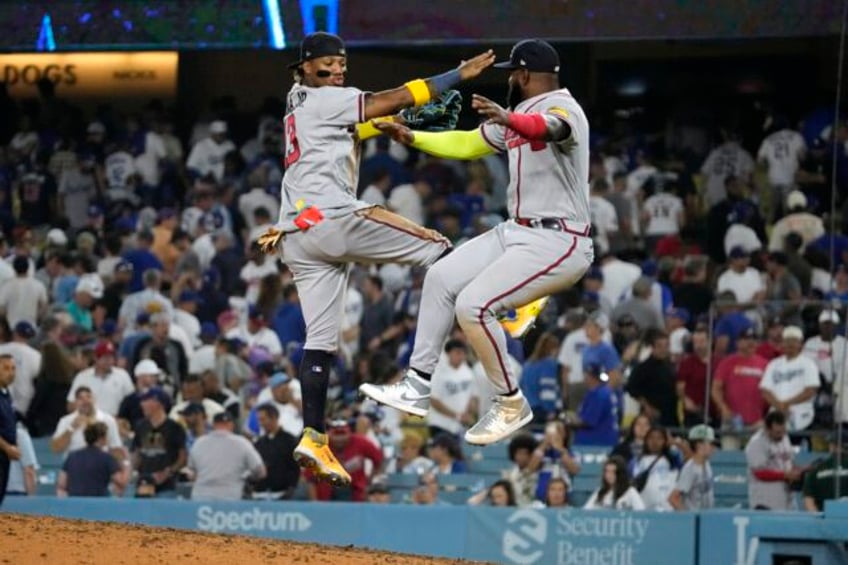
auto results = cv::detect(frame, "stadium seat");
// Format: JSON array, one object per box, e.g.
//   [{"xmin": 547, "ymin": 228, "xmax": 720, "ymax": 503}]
[{"xmin": 384, "ymin": 473, "xmax": 421, "ymax": 489}]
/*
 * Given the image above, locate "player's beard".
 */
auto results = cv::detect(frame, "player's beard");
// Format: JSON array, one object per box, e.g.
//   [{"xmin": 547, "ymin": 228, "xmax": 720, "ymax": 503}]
[{"xmin": 506, "ymin": 81, "xmax": 523, "ymax": 110}]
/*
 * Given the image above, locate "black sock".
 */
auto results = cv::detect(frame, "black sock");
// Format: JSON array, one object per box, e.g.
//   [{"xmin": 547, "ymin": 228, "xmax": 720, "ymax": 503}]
[
  {"xmin": 411, "ymin": 368, "xmax": 431, "ymax": 381},
  {"xmin": 299, "ymin": 349, "xmax": 335, "ymax": 433}
]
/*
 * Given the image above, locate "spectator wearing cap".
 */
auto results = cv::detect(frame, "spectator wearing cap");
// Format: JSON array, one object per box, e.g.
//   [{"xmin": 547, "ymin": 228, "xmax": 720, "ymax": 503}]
[
  {"xmin": 130, "ymin": 313, "xmax": 188, "ymax": 394},
  {"xmin": 717, "ymin": 246, "xmax": 766, "ymax": 306},
  {"xmin": 52, "ymin": 386, "xmax": 124, "ymax": 460},
  {"xmin": 665, "ymin": 308, "xmax": 692, "ymax": 362},
  {"xmin": 246, "ymin": 305, "xmax": 283, "ymax": 360},
  {"xmin": 768, "ymin": 190, "xmax": 825, "ymax": 252},
  {"xmin": 805, "ymin": 310, "xmax": 847, "ymax": 414},
  {"xmin": 188, "ymin": 323, "xmax": 219, "ymax": 374},
  {"xmin": 17, "ymin": 171, "xmax": 54, "ymax": 228},
  {"xmin": 122, "ymin": 230, "xmax": 163, "ymax": 293},
  {"xmin": 0, "ymin": 322, "xmax": 42, "ymax": 415},
  {"xmin": 572, "ymin": 363, "xmax": 619, "ymax": 447},
  {"xmin": 712, "ymin": 324, "xmax": 769, "ymax": 428},
  {"xmin": 248, "ymin": 372, "xmax": 303, "ymax": 437},
  {"xmin": 118, "ymin": 269, "xmax": 174, "ymax": 334},
  {"xmin": 626, "ymin": 331, "xmax": 679, "ymax": 427},
  {"xmin": 67, "ymin": 273, "xmax": 104, "ymax": 331},
  {"xmin": 67, "ymin": 341, "xmax": 133, "ymax": 417},
  {"xmin": 131, "ymin": 387, "xmax": 186, "ymax": 498},
  {"xmin": 188, "ymin": 411, "xmax": 265, "ymax": 501},
  {"xmin": 677, "ymin": 326, "xmax": 716, "ymax": 427},
  {"xmin": 251, "ymin": 403, "xmax": 300, "ymax": 500},
  {"xmin": 582, "ymin": 267, "xmax": 613, "ymax": 316},
  {"xmin": 240, "ymin": 241, "xmax": 279, "ymax": 305},
  {"xmin": 580, "ymin": 311, "xmax": 622, "ymax": 397},
  {"xmin": 760, "ymin": 326, "xmax": 820, "ymax": 433},
  {"xmin": 75, "ymin": 205, "xmax": 106, "ymax": 253},
  {"xmin": 669, "ymin": 425, "xmax": 716, "ymax": 511},
  {"xmin": 174, "ymin": 290, "xmax": 203, "ymax": 347},
  {"xmin": 426, "ymin": 340, "xmax": 475, "ymax": 438},
  {"xmin": 611, "ymin": 277, "xmax": 664, "ymax": 333},
  {"xmin": 186, "ymin": 121, "xmax": 236, "ymax": 181},
  {"xmin": 519, "ymin": 333, "xmax": 562, "ymax": 423},
  {"xmin": 308, "ymin": 420, "xmax": 384, "ymax": 503},
  {"xmin": 598, "ymin": 253, "xmax": 642, "ymax": 309},
  {"xmin": 101, "ymin": 259, "xmax": 134, "ymax": 321},
  {"xmin": 0, "ymin": 255, "xmax": 48, "ymax": 328},
  {"xmin": 57, "ymin": 150, "xmax": 100, "ymax": 229},
  {"xmin": 672, "ymin": 256, "xmax": 713, "ymax": 321},
  {"xmin": 169, "ymin": 374, "xmax": 224, "ymax": 426},
  {"xmin": 802, "ymin": 427, "xmax": 848, "ymax": 511},
  {"xmin": 58, "ymin": 421, "xmax": 127, "ymax": 498},
  {"xmin": 179, "ymin": 402, "xmax": 209, "ymax": 450},
  {"xmin": 116, "ymin": 359, "xmax": 163, "ymax": 437}
]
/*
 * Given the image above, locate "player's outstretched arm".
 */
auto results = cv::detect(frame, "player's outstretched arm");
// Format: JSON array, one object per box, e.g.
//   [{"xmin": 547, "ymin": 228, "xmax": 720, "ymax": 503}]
[
  {"xmin": 472, "ymin": 93, "xmax": 572, "ymax": 142},
  {"xmin": 361, "ymin": 50, "xmax": 495, "ymax": 121},
  {"xmin": 374, "ymin": 121, "xmax": 494, "ymax": 161}
]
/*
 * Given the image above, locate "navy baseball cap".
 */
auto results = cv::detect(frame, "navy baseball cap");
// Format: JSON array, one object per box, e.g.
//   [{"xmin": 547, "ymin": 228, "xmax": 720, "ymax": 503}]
[
  {"xmin": 200, "ymin": 322, "xmax": 218, "ymax": 338},
  {"xmin": 288, "ymin": 32, "xmax": 346, "ymax": 69},
  {"xmin": 586, "ymin": 266, "xmax": 604, "ymax": 281},
  {"xmin": 14, "ymin": 321, "xmax": 36, "ymax": 339},
  {"xmin": 140, "ymin": 387, "xmax": 169, "ymax": 406},
  {"xmin": 88, "ymin": 204, "xmax": 104, "ymax": 218},
  {"xmin": 494, "ymin": 39, "xmax": 561, "ymax": 73},
  {"xmin": 178, "ymin": 290, "xmax": 202, "ymax": 304},
  {"xmin": 213, "ymin": 411, "xmax": 234, "ymax": 424},
  {"xmin": 115, "ymin": 260, "xmax": 134, "ymax": 274},
  {"xmin": 666, "ymin": 307, "xmax": 691, "ymax": 324},
  {"xmin": 248, "ymin": 305, "xmax": 264, "ymax": 320},
  {"xmin": 179, "ymin": 402, "xmax": 206, "ymax": 416},
  {"xmin": 728, "ymin": 246, "xmax": 748, "ymax": 260}
]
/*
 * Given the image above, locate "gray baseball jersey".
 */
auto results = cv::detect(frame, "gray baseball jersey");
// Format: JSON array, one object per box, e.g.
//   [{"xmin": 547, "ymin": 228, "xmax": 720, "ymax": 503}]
[
  {"xmin": 282, "ymin": 83, "xmax": 371, "ymax": 219},
  {"xmin": 408, "ymin": 88, "xmax": 594, "ymax": 394},
  {"xmin": 279, "ymin": 82, "xmax": 450, "ymax": 352},
  {"xmin": 479, "ymin": 88, "xmax": 590, "ymax": 222}
]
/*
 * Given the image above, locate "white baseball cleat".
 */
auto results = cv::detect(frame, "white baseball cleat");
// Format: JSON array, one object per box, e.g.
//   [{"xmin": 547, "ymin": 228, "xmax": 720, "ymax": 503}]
[
  {"xmin": 359, "ymin": 370, "xmax": 431, "ymax": 417},
  {"xmin": 464, "ymin": 391, "xmax": 533, "ymax": 445}
]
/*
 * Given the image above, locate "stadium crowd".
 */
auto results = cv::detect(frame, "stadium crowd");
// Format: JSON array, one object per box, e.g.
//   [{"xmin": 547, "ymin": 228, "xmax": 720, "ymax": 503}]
[{"xmin": 0, "ymin": 80, "xmax": 848, "ymax": 513}]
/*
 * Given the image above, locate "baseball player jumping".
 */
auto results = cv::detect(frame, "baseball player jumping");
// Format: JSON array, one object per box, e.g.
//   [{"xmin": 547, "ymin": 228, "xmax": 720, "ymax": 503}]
[
  {"xmin": 361, "ymin": 39, "xmax": 594, "ymax": 446},
  {"xmin": 258, "ymin": 32, "xmax": 494, "ymax": 486}
]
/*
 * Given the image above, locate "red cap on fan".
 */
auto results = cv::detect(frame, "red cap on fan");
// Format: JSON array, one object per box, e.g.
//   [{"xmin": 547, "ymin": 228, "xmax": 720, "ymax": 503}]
[{"xmin": 94, "ymin": 340, "xmax": 116, "ymax": 358}]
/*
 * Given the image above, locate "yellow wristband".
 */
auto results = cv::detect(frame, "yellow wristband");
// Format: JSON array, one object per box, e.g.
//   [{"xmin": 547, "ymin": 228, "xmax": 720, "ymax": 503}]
[
  {"xmin": 405, "ymin": 79, "xmax": 431, "ymax": 106},
  {"xmin": 355, "ymin": 116, "xmax": 395, "ymax": 140}
]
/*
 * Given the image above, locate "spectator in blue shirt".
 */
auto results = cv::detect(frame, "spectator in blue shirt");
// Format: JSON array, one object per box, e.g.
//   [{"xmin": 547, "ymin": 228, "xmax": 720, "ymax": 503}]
[
  {"xmin": 272, "ymin": 283, "xmax": 306, "ymax": 350},
  {"xmin": 123, "ymin": 230, "xmax": 163, "ymax": 292},
  {"xmin": 572, "ymin": 364, "xmax": 620, "ymax": 447},
  {"xmin": 713, "ymin": 291, "xmax": 753, "ymax": 354},
  {"xmin": 58, "ymin": 422, "xmax": 126, "ymax": 497},
  {"xmin": 581, "ymin": 312, "xmax": 623, "ymax": 390},
  {"xmin": 520, "ymin": 332, "xmax": 562, "ymax": 423}
]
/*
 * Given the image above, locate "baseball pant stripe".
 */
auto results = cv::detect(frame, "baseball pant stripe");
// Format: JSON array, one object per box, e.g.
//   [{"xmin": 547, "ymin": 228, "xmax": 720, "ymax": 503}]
[{"xmin": 478, "ymin": 235, "xmax": 579, "ymax": 392}]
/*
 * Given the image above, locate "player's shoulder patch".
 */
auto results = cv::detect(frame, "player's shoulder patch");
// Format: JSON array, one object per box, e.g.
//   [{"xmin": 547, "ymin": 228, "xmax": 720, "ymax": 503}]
[{"xmin": 547, "ymin": 106, "xmax": 570, "ymax": 120}]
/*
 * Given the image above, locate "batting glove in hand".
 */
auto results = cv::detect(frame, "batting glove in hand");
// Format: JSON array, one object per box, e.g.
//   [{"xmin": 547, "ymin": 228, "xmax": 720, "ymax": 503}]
[
  {"xmin": 400, "ymin": 90, "xmax": 462, "ymax": 131},
  {"xmin": 256, "ymin": 206, "xmax": 325, "ymax": 254},
  {"xmin": 293, "ymin": 206, "xmax": 324, "ymax": 230}
]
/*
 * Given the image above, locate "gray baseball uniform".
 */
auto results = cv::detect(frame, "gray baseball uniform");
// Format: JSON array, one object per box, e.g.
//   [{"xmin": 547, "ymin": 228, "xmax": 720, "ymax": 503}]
[
  {"xmin": 280, "ymin": 83, "xmax": 450, "ymax": 351},
  {"xmin": 409, "ymin": 88, "xmax": 594, "ymax": 394}
]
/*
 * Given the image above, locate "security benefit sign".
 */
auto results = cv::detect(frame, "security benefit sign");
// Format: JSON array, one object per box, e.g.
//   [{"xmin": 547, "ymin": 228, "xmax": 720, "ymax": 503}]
[
  {"xmin": 0, "ymin": 52, "xmax": 177, "ymax": 99},
  {"xmin": 467, "ymin": 508, "xmax": 697, "ymax": 565}
]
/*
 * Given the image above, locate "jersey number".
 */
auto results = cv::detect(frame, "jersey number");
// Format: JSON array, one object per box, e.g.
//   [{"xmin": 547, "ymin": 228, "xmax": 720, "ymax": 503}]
[{"xmin": 284, "ymin": 113, "xmax": 300, "ymax": 167}]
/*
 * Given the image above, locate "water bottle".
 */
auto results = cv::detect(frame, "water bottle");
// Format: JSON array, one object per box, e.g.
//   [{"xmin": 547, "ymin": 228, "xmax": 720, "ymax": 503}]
[{"xmin": 732, "ymin": 414, "xmax": 744, "ymax": 432}]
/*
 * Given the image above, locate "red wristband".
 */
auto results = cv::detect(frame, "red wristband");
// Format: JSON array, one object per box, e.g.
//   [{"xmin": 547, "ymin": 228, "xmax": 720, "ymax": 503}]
[{"xmin": 507, "ymin": 112, "xmax": 548, "ymax": 140}]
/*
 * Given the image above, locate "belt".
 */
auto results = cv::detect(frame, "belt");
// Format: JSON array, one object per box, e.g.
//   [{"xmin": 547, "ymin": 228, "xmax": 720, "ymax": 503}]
[{"xmin": 514, "ymin": 217, "xmax": 591, "ymax": 236}]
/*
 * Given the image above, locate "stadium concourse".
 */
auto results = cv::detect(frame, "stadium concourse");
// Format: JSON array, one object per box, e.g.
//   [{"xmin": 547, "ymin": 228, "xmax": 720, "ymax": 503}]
[{"xmin": 0, "ymin": 64, "xmax": 847, "ymax": 520}]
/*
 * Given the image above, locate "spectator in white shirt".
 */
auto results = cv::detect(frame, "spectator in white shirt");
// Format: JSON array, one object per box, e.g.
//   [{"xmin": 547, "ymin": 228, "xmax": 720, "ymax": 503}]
[
  {"xmin": 717, "ymin": 246, "xmax": 766, "ymax": 305},
  {"xmin": 642, "ymin": 188, "xmax": 685, "ymax": 249},
  {"xmin": 768, "ymin": 191, "xmax": 826, "ymax": 252},
  {"xmin": 173, "ymin": 291, "xmax": 203, "ymax": 347},
  {"xmin": 51, "ymin": 386, "xmax": 124, "ymax": 459},
  {"xmin": 245, "ymin": 306, "xmax": 283, "ymax": 360},
  {"xmin": 760, "ymin": 326, "xmax": 821, "ymax": 432},
  {"xmin": 360, "ymin": 169, "xmax": 391, "ymax": 207},
  {"xmin": 0, "ymin": 322, "xmax": 42, "ymax": 415},
  {"xmin": 589, "ymin": 179, "xmax": 619, "ymax": 255},
  {"xmin": 67, "ymin": 341, "xmax": 135, "ymax": 417},
  {"xmin": 240, "ymin": 244, "xmax": 279, "ymax": 305},
  {"xmin": 388, "ymin": 180, "xmax": 429, "ymax": 226},
  {"xmin": 427, "ymin": 340, "xmax": 475, "ymax": 437},
  {"xmin": 170, "ymin": 374, "xmax": 225, "ymax": 425},
  {"xmin": 186, "ymin": 120, "xmax": 236, "ymax": 181},
  {"xmin": 598, "ymin": 254, "xmax": 642, "ymax": 307},
  {"xmin": 757, "ymin": 122, "xmax": 806, "ymax": 216},
  {"xmin": 0, "ymin": 256, "xmax": 48, "ymax": 327},
  {"xmin": 239, "ymin": 185, "xmax": 279, "ymax": 233},
  {"xmin": 700, "ymin": 132, "xmax": 755, "ymax": 206},
  {"xmin": 584, "ymin": 455, "xmax": 646, "ymax": 510},
  {"xmin": 118, "ymin": 269, "xmax": 174, "ymax": 334},
  {"xmin": 804, "ymin": 310, "xmax": 847, "ymax": 400}
]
